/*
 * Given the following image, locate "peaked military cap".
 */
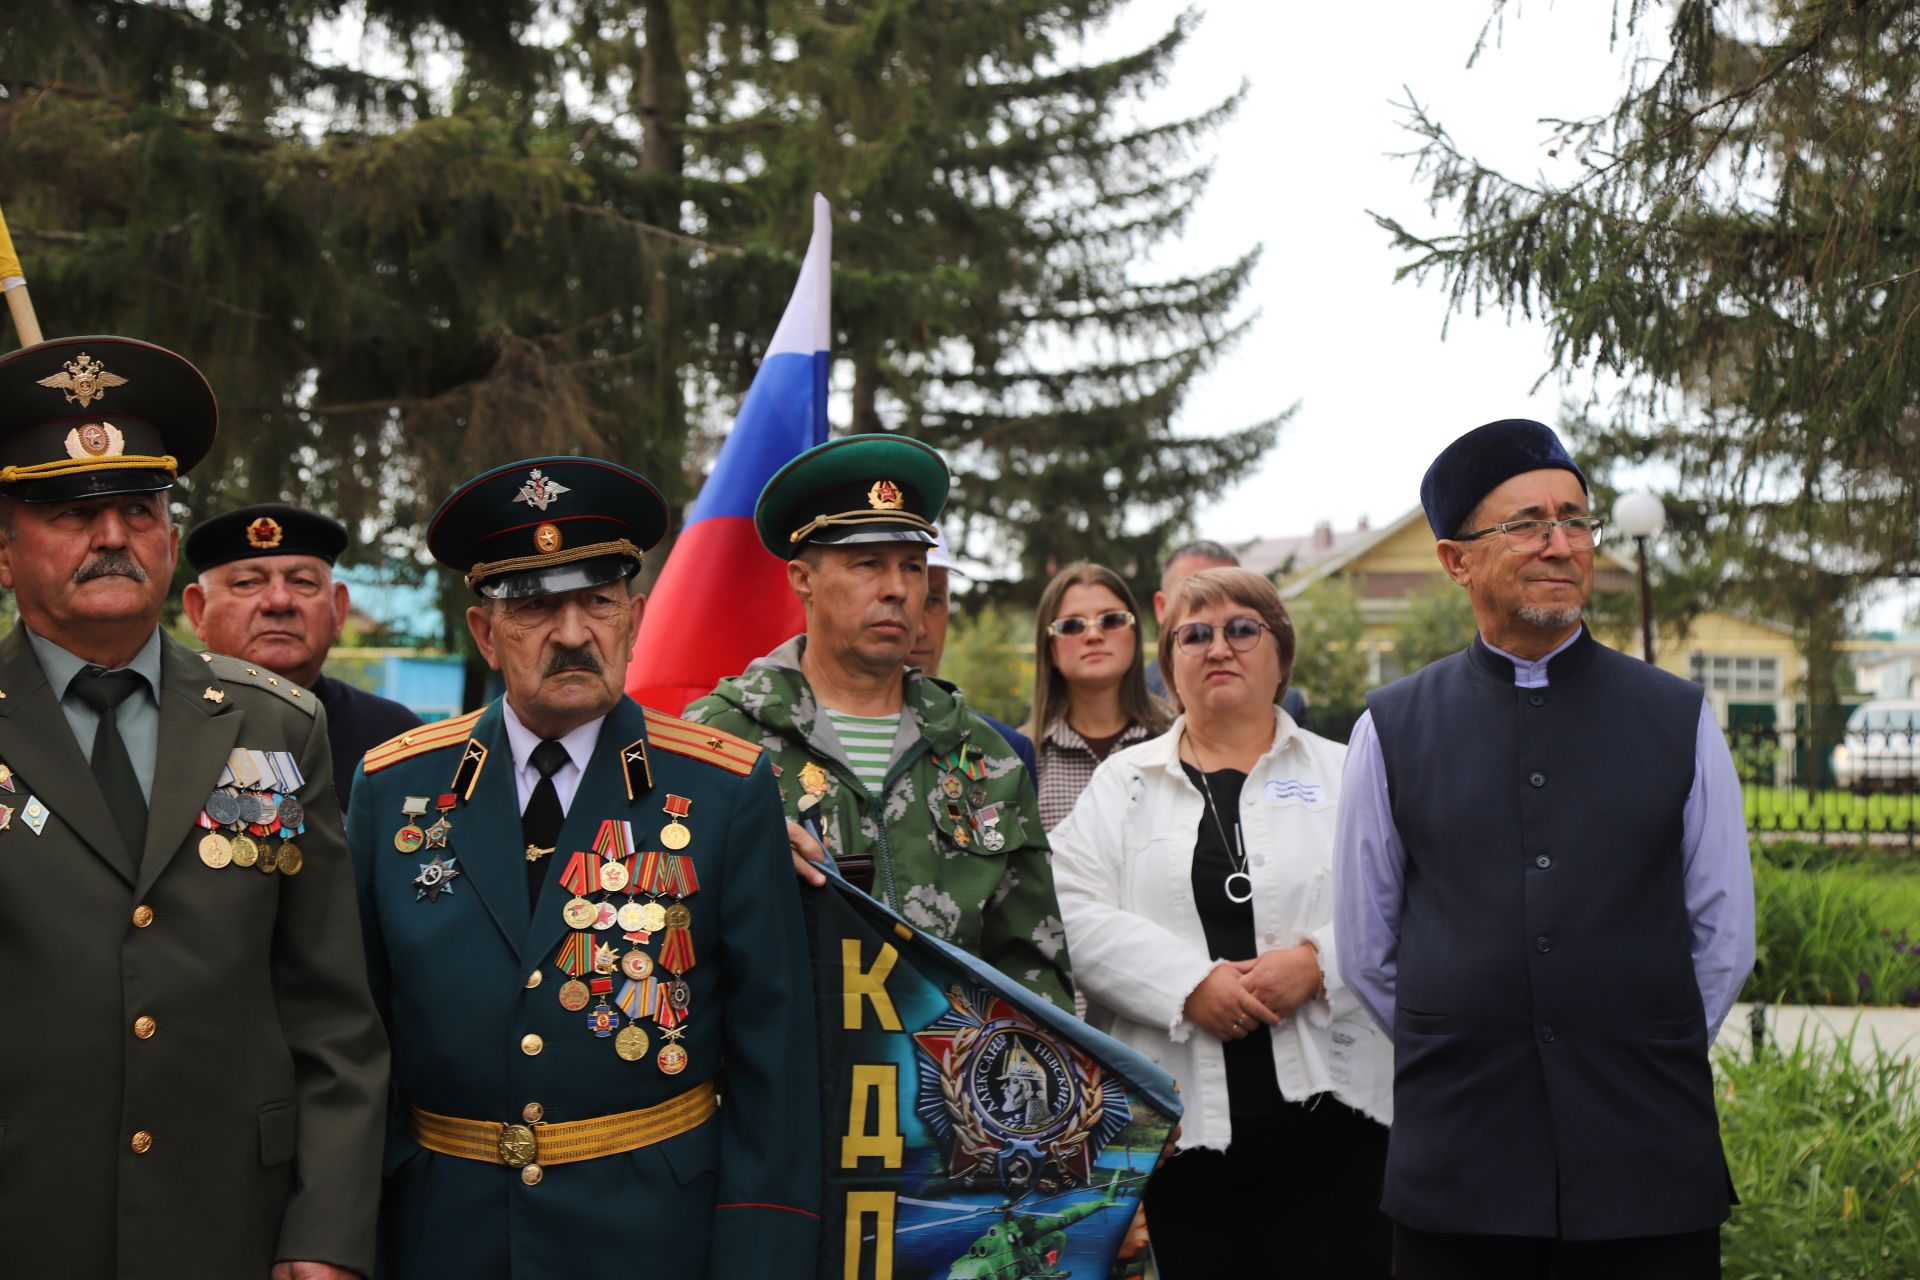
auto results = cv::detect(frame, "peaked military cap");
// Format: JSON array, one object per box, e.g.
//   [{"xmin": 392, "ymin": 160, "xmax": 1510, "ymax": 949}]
[
  {"xmin": 1421, "ymin": 418, "xmax": 1588, "ymax": 540},
  {"xmin": 755, "ymin": 434, "xmax": 949, "ymax": 560},
  {"xmin": 0, "ymin": 335, "xmax": 217, "ymax": 502},
  {"xmin": 184, "ymin": 503, "xmax": 350, "ymax": 573},
  {"xmin": 428, "ymin": 456, "xmax": 668, "ymax": 599}
]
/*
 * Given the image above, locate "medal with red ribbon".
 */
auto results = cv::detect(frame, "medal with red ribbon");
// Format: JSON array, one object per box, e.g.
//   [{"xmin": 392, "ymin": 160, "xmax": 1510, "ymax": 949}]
[
  {"xmin": 659, "ymin": 793, "xmax": 693, "ymax": 850},
  {"xmin": 556, "ymin": 850, "xmax": 602, "ymax": 928}
]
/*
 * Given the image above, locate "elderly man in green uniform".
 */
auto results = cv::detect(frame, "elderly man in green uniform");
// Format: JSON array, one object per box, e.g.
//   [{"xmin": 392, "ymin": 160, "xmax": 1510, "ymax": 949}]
[
  {"xmin": 0, "ymin": 337, "xmax": 387, "ymax": 1279},
  {"xmin": 347, "ymin": 456, "xmax": 818, "ymax": 1279},
  {"xmin": 684, "ymin": 435, "xmax": 1072, "ymax": 1008}
]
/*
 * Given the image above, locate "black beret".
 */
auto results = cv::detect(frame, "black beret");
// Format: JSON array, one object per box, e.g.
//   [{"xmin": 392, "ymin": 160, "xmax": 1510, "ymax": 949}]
[
  {"xmin": 1420, "ymin": 419, "xmax": 1587, "ymax": 539},
  {"xmin": 0, "ymin": 335, "xmax": 216, "ymax": 501},
  {"xmin": 428, "ymin": 456, "xmax": 668, "ymax": 599},
  {"xmin": 185, "ymin": 503, "xmax": 350, "ymax": 573},
  {"xmin": 754, "ymin": 434, "xmax": 949, "ymax": 560}
]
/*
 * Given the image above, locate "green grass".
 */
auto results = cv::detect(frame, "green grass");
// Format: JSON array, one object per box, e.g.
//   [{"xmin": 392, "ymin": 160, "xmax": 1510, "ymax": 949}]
[
  {"xmin": 1744, "ymin": 787, "xmax": 1919, "ymax": 834},
  {"xmin": 1746, "ymin": 851, "xmax": 1920, "ymax": 1007},
  {"xmin": 1719, "ymin": 1037, "xmax": 1920, "ymax": 1279}
]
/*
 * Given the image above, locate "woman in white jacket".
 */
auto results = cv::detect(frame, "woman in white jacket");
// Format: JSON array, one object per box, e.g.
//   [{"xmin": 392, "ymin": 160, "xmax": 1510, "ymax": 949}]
[{"xmin": 1051, "ymin": 567, "xmax": 1393, "ymax": 1277}]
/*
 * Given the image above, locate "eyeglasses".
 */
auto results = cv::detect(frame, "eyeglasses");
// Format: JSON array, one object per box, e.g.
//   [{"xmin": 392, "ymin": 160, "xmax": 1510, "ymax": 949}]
[
  {"xmin": 1047, "ymin": 609, "xmax": 1136, "ymax": 639},
  {"xmin": 1453, "ymin": 515, "xmax": 1605, "ymax": 553},
  {"xmin": 1173, "ymin": 616, "xmax": 1270, "ymax": 653}
]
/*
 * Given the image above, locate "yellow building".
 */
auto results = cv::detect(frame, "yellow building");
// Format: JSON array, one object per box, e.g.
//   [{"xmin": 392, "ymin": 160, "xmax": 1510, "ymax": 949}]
[{"xmin": 1248, "ymin": 507, "xmax": 1804, "ymax": 720}]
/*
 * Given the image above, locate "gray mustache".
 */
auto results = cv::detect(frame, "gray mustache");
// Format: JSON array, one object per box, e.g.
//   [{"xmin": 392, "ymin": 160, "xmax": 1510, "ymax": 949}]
[
  {"xmin": 542, "ymin": 645, "xmax": 602, "ymax": 677},
  {"xmin": 74, "ymin": 550, "xmax": 149, "ymax": 585}
]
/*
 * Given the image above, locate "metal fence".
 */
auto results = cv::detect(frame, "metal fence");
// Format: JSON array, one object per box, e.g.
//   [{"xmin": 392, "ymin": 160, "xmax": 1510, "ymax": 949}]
[{"xmin": 1726, "ymin": 715, "xmax": 1920, "ymax": 846}]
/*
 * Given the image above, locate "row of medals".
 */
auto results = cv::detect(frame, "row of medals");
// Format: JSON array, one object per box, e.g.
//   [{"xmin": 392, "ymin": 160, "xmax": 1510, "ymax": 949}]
[
  {"xmin": 555, "ymin": 822, "xmax": 695, "ymax": 1074},
  {"xmin": 198, "ymin": 787, "xmax": 308, "ymax": 874},
  {"xmin": 938, "ymin": 759, "xmax": 1005, "ymax": 851}
]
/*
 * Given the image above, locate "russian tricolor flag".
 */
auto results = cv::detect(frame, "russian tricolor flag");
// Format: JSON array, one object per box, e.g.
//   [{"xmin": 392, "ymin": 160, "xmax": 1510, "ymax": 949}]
[{"xmin": 626, "ymin": 195, "xmax": 833, "ymax": 712}]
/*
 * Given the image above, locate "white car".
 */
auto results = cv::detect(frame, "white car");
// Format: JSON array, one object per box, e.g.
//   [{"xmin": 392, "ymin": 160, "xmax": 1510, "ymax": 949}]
[{"xmin": 1831, "ymin": 699, "xmax": 1920, "ymax": 790}]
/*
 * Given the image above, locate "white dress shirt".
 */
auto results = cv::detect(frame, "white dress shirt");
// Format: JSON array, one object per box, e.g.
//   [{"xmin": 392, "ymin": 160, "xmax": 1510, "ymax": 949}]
[{"xmin": 500, "ymin": 700, "xmax": 607, "ymax": 818}]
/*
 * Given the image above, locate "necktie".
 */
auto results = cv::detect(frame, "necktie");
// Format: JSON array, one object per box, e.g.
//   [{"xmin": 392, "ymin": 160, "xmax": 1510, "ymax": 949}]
[
  {"xmin": 523, "ymin": 739, "xmax": 570, "ymax": 907},
  {"xmin": 72, "ymin": 667, "xmax": 149, "ymax": 861}
]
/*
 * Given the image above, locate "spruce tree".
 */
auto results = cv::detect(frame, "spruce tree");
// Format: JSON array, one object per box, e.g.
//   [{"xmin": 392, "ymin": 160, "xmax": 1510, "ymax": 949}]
[{"xmin": 1375, "ymin": 0, "xmax": 1920, "ymax": 774}]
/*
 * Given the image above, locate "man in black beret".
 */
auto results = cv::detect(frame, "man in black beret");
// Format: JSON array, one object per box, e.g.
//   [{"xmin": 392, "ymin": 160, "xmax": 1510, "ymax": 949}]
[
  {"xmin": 183, "ymin": 502, "xmax": 420, "ymax": 813},
  {"xmin": 1331, "ymin": 419, "xmax": 1754, "ymax": 1278},
  {"xmin": 345, "ymin": 456, "xmax": 818, "ymax": 1279},
  {"xmin": 0, "ymin": 337, "xmax": 386, "ymax": 1279}
]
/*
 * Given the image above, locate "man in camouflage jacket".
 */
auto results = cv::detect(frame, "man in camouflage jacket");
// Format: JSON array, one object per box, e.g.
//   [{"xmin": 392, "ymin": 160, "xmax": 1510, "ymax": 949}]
[
  {"xmin": 683, "ymin": 433, "xmax": 1070, "ymax": 1008},
  {"xmin": 686, "ymin": 634, "xmax": 1071, "ymax": 1007}
]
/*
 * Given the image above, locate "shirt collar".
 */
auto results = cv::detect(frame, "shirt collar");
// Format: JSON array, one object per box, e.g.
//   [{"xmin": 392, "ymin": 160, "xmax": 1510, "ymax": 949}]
[
  {"xmin": 27, "ymin": 625, "xmax": 163, "ymax": 704},
  {"xmin": 500, "ymin": 698, "xmax": 607, "ymax": 777},
  {"xmin": 1481, "ymin": 626, "xmax": 1584, "ymax": 688}
]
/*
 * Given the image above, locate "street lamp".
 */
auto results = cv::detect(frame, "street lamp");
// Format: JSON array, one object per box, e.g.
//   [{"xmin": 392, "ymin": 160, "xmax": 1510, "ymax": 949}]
[{"xmin": 1614, "ymin": 490, "xmax": 1666, "ymax": 664}]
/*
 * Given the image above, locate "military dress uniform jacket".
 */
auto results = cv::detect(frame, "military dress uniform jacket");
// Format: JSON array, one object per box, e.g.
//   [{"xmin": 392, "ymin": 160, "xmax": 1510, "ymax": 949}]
[
  {"xmin": 312, "ymin": 674, "xmax": 421, "ymax": 814},
  {"xmin": 684, "ymin": 636, "xmax": 1073, "ymax": 1009},
  {"xmin": 348, "ymin": 695, "xmax": 820, "ymax": 1280},
  {"xmin": 0, "ymin": 626, "xmax": 388, "ymax": 1279}
]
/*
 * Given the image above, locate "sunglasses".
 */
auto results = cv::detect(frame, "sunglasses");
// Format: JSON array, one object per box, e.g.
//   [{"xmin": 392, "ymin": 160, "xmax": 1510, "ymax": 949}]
[
  {"xmin": 1173, "ymin": 616, "xmax": 1269, "ymax": 653},
  {"xmin": 1047, "ymin": 609, "xmax": 1136, "ymax": 639}
]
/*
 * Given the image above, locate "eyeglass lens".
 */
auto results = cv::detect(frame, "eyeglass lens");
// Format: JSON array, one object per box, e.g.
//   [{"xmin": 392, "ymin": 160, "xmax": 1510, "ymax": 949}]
[
  {"xmin": 1175, "ymin": 617, "xmax": 1265, "ymax": 651},
  {"xmin": 1053, "ymin": 610, "xmax": 1134, "ymax": 637}
]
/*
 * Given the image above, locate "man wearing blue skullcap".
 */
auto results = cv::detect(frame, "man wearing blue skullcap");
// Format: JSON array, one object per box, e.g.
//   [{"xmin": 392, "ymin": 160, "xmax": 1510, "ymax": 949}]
[{"xmin": 1330, "ymin": 419, "xmax": 1754, "ymax": 1278}]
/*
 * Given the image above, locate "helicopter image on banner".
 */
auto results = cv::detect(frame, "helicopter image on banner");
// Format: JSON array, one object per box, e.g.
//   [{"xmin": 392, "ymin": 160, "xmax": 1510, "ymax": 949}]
[{"xmin": 889, "ymin": 1171, "xmax": 1140, "ymax": 1280}]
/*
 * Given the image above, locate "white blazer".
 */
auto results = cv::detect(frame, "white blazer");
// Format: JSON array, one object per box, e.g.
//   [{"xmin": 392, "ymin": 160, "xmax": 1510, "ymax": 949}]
[{"xmin": 1051, "ymin": 711, "xmax": 1392, "ymax": 1151}]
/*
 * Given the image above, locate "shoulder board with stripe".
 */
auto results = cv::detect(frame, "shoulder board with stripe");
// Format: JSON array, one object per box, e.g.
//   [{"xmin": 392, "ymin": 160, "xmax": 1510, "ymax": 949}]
[
  {"xmin": 200, "ymin": 651, "xmax": 321, "ymax": 717},
  {"xmin": 363, "ymin": 708, "xmax": 485, "ymax": 775},
  {"xmin": 644, "ymin": 708, "xmax": 762, "ymax": 777}
]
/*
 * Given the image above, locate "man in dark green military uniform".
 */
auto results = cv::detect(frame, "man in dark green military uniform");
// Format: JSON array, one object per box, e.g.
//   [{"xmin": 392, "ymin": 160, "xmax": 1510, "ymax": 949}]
[
  {"xmin": 0, "ymin": 336, "xmax": 387, "ymax": 1279},
  {"xmin": 684, "ymin": 435, "xmax": 1073, "ymax": 1008},
  {"xmin": 347, "ymin": 456, "xmax": 818, "ymax": 1279}
]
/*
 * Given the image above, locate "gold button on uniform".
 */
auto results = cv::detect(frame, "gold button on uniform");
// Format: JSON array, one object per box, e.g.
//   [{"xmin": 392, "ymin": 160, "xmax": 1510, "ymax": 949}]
[
  {"xmin": 133, "ymin": 1016, "xmax": 157, "ymax": 1040},
  {"xmin": 520, "ymin": 1034, "xmax": 544, "ymax": 1057},
  {"xmin": 524, "ymin": 970, "xmax": 543, "ymax": 989},
  {"xmin": 131, "ymin": 905, "xmax": 154, "ymax": 928},
  {"xmin": 520, "ymin": 1164, "xmax": 543, "ymax": 1186},
  {"xmin": 129, "ymin": 1130, "xmax": 153, "ymax": 1155},
  {"xmin": 522, "ymin": 1102, "xmax": 544, "ymax": 1124}
]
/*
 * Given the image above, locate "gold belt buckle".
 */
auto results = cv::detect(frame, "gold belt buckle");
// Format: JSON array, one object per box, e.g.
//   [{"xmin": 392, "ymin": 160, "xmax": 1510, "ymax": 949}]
[{"xmin": 497, "ymin": 1123, "xmax": 538, "ymax": 1168}]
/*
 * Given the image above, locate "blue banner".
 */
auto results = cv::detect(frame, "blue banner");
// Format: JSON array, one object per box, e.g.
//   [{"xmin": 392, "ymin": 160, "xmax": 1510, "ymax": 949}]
[{"xmin": 807, "ymin": 870, "xmax": 1180, "ymax": 1279}]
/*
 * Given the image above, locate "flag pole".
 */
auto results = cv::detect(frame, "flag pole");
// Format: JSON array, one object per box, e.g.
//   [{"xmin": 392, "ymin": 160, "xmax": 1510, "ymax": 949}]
[{"xmin": 0, "ymin": 204, "xmax": 46, "ymax": 348}]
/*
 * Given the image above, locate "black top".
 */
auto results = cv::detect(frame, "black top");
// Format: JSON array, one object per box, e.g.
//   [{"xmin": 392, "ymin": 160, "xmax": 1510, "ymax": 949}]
[
  {"xmin": 1183, "ymin": 761, "xmax": 1284, "ymax": 1119},
  {"xmin": 313, "ymin": 675, "xmax": 422, "ymax": 814}
]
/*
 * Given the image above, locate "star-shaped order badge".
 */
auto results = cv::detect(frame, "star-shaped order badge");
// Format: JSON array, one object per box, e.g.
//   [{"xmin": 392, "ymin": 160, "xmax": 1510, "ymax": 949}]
[{"xmin": 414, "ymin": 854, "xmax": 460, "ymax": 902}]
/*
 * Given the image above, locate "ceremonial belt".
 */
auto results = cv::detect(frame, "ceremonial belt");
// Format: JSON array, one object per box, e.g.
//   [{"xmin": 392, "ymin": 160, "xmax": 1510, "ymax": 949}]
[{"xmin": 407, "ymin": 1080, "xmax": 717, "ymax": 1169}]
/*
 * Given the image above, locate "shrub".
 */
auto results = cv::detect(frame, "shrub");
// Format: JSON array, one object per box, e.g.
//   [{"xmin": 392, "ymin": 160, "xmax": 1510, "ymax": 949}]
[
  {"xmin": 1719, "ymin": 1037, "xmax": 1920, "ymax": 1277},
  {"xmin": 1746, "ymin": 860, "xmax": 1920, "ymax": 1007}
]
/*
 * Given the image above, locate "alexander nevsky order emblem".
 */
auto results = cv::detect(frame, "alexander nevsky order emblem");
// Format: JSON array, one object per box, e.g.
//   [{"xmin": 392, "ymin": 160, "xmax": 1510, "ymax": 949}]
[{"xmin": 913, "ymin": 985, "xmax": 1130, "ymax": 1194}]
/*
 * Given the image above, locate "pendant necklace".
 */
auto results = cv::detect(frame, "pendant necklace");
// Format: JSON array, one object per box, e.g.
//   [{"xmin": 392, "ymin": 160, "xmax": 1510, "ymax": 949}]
[{"xmin": 1186, "ymin": 731, "xmax": 1254, "ymax": 904}]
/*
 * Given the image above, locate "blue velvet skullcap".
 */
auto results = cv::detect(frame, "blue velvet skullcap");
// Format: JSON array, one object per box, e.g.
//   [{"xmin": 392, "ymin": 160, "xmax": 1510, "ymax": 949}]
[{"xmin": 1420, "ymin": 419, "xmax": 1588, "ymax": 539}]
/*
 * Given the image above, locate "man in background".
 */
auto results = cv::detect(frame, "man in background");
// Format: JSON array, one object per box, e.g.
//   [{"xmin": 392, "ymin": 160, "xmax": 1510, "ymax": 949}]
[
  {"xmin": 905, "ymin": 528, "xmax": 1036, "ymax": 778},
  {"xmin": 183, "ymin": 502, "xmax": 418, "ymax": 811}
]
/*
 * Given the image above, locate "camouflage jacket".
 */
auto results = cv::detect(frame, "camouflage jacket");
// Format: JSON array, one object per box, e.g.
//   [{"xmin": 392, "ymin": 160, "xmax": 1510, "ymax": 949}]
[{"xmin": 684, "ymin": 637, "xmax": 1072, "ymax": 1008}]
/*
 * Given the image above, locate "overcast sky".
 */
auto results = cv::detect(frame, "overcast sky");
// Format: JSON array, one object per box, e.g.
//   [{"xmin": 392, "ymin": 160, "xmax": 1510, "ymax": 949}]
[{"xmin": 1098, "ymin": 0, "xmax": 1644, "ymax": 542}]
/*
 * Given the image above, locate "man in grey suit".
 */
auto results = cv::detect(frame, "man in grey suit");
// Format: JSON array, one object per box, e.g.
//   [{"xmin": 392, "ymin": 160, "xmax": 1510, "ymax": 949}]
[{"xmin": 0, "ymin": 335, "xmax": 387, "ymax": 1279}]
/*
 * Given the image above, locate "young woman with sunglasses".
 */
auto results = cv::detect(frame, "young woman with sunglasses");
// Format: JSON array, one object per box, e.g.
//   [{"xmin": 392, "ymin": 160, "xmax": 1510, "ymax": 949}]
[
  {"xmin": 1026, "ymin": 563, "xmax": 1171, "ymax": 832},
  {"xmin": 1049, "ymin": 567, "xmax": 1393, "ymax": 1277}
]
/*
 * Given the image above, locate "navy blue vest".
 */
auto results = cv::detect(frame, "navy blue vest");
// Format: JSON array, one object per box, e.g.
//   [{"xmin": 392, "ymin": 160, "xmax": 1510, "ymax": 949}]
[{"xmin": 1368, "ymin": 628, "xmax": 1732, "ymax": 1240}]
